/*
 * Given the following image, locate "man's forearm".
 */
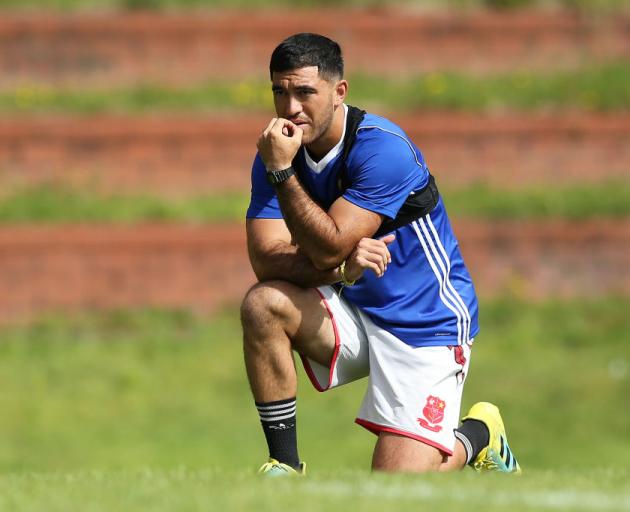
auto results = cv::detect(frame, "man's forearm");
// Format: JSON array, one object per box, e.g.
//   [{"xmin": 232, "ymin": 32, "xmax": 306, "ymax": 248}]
[
  {"xmin": 275, "ymin": 176, "xmax": 348, "ymax": 269},
  {"xmin": 250, "ymin": 240, "xmax": 341, "ymax": 288}
]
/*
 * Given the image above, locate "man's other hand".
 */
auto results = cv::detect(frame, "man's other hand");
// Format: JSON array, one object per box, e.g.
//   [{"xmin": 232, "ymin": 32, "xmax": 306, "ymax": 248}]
[{"xmin": 344, "ymin": 234, "xmax": 396, "ymax": 282}]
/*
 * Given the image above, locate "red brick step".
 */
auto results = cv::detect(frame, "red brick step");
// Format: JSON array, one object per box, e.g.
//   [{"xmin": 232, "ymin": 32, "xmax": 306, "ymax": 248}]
[
  {"xmin": 1, "ymin": 112, "xmax": 627, "ymax": 194},
  {"xmin": 0, "ymin": 220, "xmax": 627, "ymax": 321},
  {"xmin": 1, "ymin": 10, "xmax": 627, "ymax": 88}
]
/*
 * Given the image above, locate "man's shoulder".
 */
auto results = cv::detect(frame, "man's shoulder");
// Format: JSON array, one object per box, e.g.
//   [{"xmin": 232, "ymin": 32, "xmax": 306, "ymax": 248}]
[
  {"xmin": 357, "ymin": 112, "xmax": 406, "ymax": 137},
  {"xmin": 350, "ymin": 112, "xmax": 421, "ymax": 163}
]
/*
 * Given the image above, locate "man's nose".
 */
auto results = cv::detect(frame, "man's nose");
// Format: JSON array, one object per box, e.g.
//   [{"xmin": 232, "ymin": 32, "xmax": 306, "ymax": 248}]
[{"xmin": 285, "ymin": 95, "xmax": 302, "ymax": 118}]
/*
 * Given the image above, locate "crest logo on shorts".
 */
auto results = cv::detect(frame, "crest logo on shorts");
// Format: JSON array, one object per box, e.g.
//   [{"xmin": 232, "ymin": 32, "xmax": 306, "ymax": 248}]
[{"xmin": 418, "ymin": 395, "xmax": 446, "ymax": 432}]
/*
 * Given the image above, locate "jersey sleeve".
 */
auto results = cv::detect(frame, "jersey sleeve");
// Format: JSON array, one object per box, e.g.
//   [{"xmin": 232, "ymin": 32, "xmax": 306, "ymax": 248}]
[
  {"xmin": 246, "ymin": 153, "xmax": 283, "ymax": 219},
  {"xmin": 343, "ymin": 127, "xmax": 428, "ymax": 220}
]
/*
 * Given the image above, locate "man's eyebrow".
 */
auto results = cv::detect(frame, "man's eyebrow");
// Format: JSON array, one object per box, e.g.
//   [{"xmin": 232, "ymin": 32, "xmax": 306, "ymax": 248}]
[{"xmin": 271, "ymin": 84, "xmax": 318, "ymax": 92}]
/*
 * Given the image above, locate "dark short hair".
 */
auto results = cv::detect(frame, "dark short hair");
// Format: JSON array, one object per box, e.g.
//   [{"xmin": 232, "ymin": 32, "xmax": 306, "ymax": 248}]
[{"xmin": 269, "ymin": 33, "xmax": 344, "ymax": 81}]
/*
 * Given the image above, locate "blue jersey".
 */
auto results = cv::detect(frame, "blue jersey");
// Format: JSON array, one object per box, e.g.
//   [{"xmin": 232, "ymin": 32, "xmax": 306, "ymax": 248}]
[{"xmin": 247, "ymin": 106, "xmax": 479, "ymax": 347}]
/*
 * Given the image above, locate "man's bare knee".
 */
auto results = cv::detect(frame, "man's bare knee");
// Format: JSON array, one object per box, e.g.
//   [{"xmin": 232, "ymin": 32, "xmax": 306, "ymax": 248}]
[
  {"xmin": 241, "ymin": 281, "xmax": 334, "ymax": 366},
  {"xmin": 240, "ymin": 280, "xmax": 297, "ymax": 334}
]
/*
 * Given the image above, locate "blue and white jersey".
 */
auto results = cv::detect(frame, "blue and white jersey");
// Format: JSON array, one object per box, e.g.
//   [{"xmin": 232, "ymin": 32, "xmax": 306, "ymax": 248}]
[{"xmin": 247, "ymin": 106, "xmax": 479, "ymax": 347}]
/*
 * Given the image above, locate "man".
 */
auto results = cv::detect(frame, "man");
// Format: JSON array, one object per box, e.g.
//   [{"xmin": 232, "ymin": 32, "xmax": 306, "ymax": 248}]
[{"xmin": 242, "ymin": 32, "xmax": 520, "ymax": 475}]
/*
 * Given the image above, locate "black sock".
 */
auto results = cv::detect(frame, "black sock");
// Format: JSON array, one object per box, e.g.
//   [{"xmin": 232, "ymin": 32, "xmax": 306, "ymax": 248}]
[
  {"xmin": 255, "ymin": 397, "xmax": 300, "ymax": 469},
  {"xmin": 455, "ymin": 419, "xmax": 490, "ymax": 465}
]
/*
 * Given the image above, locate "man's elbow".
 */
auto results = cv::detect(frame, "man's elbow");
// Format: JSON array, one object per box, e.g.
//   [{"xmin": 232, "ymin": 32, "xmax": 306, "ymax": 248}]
[{"xmin": 250, "ymin": 259, "xmax": 275, "ymax": 282}]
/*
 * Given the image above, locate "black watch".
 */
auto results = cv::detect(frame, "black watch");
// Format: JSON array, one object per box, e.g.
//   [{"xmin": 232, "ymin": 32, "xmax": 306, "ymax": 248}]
[{"xmin": 266, "ymin": 166, "xmax": 295, "ymax": 185}]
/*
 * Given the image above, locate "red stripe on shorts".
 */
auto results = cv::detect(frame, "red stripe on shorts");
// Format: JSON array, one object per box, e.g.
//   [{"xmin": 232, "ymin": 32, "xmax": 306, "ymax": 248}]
[
  {"xmin": 355, "ymin": 418, "xmax": 454, "ymax": 456},
  {"xmin": 299, "ymin": 288, "xmax": 341, "ymax": 392}
]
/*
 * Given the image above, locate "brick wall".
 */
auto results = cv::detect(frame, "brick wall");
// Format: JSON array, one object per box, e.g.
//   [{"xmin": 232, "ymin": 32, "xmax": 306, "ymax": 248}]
[
  {"xmin": 1, "ymin": 113, "xmax": 628, "ymax": 194},
  {"xmin": 0, "ymin": 220, "xmax": 627, "ymax": 321},
  {"xmin": 0, "ymin": 11, "xmax": 627, "ymax": 88}
]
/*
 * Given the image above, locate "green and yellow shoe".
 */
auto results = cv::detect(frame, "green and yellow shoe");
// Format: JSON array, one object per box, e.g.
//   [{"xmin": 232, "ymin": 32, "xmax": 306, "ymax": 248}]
[
  {"xmin": 257, "ymin": 458, "xmax": 306, "ymax": 477},
  {"xmin": 463, "ymin": 402, "xmax": 522, "ymax": 474}
]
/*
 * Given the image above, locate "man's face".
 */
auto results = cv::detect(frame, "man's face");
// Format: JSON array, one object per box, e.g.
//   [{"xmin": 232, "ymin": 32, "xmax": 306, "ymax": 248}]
[{"xmin": 271, "ymin": 66, "xmax": 340, "ymax": 146}]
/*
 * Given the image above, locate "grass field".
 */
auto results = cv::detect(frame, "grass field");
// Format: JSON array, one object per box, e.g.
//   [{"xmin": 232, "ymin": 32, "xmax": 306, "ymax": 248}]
[
  {"xmin": 0, "ymin": 298, "xmax": 627, "ymax": 499},
  {"xmin": 0, "ymin": 300, "xmax": 628, "ymax": 509},
  {"xmin": 0, "ymin": 468, "xmax": 629, "ymax": 511},
  {"xmin": 4, "ymin": 63, "xmax": 629, "ymax": 113},
  {"xmin": 0, "ymin": 181, "xmax": 628, "ymax": 222}
]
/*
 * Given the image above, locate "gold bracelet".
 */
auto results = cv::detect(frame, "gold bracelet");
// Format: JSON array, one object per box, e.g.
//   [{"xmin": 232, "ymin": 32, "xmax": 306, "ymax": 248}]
[{"xmin": 339, "ymin": 260, "xmax": 356, "ymax": 286}]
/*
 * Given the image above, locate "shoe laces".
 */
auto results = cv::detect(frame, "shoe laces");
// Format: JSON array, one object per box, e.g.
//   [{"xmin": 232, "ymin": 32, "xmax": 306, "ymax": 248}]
[
  {"xmin": 474, "ymin": 449, "xmax": 505, "ymax": 472},
  {"xmin": 474, "ymin": 458, "xmax": 499, "ymax": 471}
]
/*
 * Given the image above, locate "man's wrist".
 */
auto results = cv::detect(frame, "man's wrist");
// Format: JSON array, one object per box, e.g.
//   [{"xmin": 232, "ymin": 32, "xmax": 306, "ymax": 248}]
[
  {"xmin": 266, "ymin": 166, "xmax": 295, "ymax": 186},
  {"xmin": 339, "ymin": 260, "xmax": 356, "ymax": 286}
]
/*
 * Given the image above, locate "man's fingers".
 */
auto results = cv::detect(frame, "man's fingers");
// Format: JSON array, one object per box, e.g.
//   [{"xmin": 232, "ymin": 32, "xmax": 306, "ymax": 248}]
[
  {"xmin": 358, "ymin": 238, "xmax": 392, "ymax": 265},
  {"xmin": 270, "ymin": 118, "xmax": 289, "ymax": 134},
  {"xmin": 280, "ymin": 122, "xmax": 294, "ymax": 137},
  {"xmin": 288, "ymin": 121, "xmax": 303, "ymax": 139},
  {"xmin": 359, "ymin": 237, "xmax": 388, "ymax": 251},
  {"xmin": 357, "ymin": 257, "xmax": 383, "ymax": 278},
  {"xmin": 262, "ymin": 118, "xmax": 278, "ymax": 137},
  {"xmin": 356, "ymin": 251, "xmax": 388, "ymax": 271},
  {"xmin": 348, "ymin": 240, "xmax": 395, "ymax": 280},
  {"xmin": 357, "ymin": 251, "xmax": 387, "ymax": 276},
  {"xmin": 274, "ymin": 119, "xmax": 302, "ymax": 140},
  {"xmin": 377, "ymin": 234, "xmax": 395, "ymax": 263}
]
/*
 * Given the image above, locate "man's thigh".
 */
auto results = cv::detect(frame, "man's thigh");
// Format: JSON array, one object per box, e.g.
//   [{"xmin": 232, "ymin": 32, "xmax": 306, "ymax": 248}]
[
  {"xmin": 298, "ymin": 286, "xmax": 370, "ymax": 392},
  {"xmin": 372, "ymin": 432, "xmax": 445, "ymax": 472}
]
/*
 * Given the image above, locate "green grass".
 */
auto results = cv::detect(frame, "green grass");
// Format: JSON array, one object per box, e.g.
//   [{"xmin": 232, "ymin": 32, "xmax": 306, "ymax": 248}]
[
  {"xmin": 4, "ymin": 62, "xmax": 629, "ymax": 113},
  {"xmin": 0, "ymin": 299, "xmax": 628, "ymax": 509},
  {"xmin": 0, "ymin": 181, "xmax": 628, "ymax": 223},
  {"xmin": 0, "ymin": 186, "xmax": 250, "ymax": 223},
  {"xmin": 441, "ymin": 181, "xmax": 630, "ymax": 219},
  {"xmin": 0, "ymin": 469, "xmax": 629, "ymax": 511},
  {"xmin": 0, "ymin": 298, "xmax": 628, "ymax": 475},
  {"xmin": 353, "ymin": 63, "xmax": 630, "ymax": 112}
]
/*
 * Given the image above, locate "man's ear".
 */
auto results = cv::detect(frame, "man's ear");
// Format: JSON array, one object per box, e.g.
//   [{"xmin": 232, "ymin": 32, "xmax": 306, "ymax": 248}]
[{"xmin": 334, "ymin": 79, "xmax": 348, "ymax": 107}]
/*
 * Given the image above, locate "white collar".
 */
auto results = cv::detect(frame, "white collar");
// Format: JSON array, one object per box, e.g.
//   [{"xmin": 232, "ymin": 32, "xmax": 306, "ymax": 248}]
[{"xmin": 304, "ymin": 104, "xmax": 348, "ymax": 174}]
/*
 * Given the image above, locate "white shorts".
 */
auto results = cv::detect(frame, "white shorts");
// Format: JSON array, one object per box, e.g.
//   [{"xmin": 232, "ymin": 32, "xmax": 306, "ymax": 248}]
[{"xmin": 300, "ymin": 285, "xmax": 472, "ymax": 455}]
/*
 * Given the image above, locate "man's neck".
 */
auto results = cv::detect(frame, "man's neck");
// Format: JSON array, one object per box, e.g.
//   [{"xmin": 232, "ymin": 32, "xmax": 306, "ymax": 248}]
[{"xmin": 305, "ymin": 105, "xmax": 346, "ymax": 162}]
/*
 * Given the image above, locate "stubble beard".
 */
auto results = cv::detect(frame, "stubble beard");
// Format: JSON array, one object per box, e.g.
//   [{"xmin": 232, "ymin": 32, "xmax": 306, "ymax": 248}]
[{"xmin": 302, "ymin": 104, "xmax": 335, "ymax": 147}]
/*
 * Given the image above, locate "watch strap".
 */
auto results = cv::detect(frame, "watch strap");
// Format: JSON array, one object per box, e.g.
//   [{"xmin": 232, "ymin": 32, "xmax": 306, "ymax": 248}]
[{"xmin": 266, "ymin": 166, "xmax": 295, "ymax": 185}]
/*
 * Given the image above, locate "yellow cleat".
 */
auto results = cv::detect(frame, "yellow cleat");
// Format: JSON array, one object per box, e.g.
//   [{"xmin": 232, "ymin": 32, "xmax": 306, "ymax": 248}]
[
  {"xmin": 257, "ymin": 458, "xmax": 306, "ymax": 477},
  {"xmin": 463, "ymin": 402, "xmax": 522, "ymax": 474}
]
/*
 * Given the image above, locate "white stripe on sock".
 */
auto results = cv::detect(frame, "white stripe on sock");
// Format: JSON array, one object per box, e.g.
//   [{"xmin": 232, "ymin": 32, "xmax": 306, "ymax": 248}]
[
  {"xmin": 454, "ymin": 430, "xmax": 474, "ymax": 465},
  {"xmin": 256, "ymin": 401, "xmax": 296, "ymax": 423},
  {"xmin": 258, "ymin": 406, "xmax": 296, "ymax": 419},
  {"xmin": 256, "ymin": 401, "xmax": 296, "ymax": 411},
  {"xmin": 259, "ymin": 412, "xmax": 296, "ymax": 423}
]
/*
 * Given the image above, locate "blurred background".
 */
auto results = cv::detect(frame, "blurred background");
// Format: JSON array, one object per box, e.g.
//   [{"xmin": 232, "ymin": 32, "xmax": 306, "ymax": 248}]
[{"xmin": 0, "ymin": 0, "xmax": 628, "ymax": 474}]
